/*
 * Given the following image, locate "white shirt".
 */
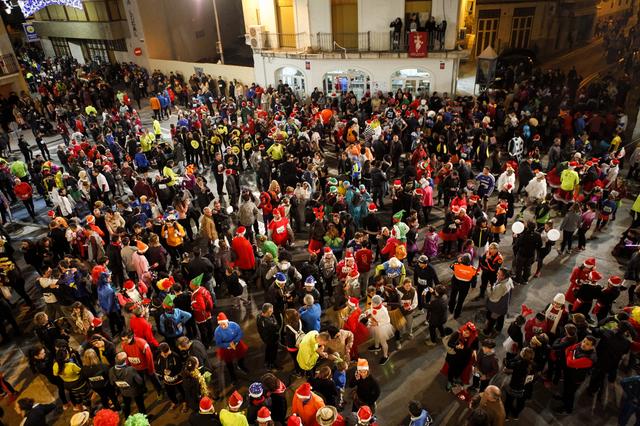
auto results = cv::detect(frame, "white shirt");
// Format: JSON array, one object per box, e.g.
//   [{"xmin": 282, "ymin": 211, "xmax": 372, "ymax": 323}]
[{"xmin": 96, "ymin": 173, "xmax": 110, "ymax": 192}]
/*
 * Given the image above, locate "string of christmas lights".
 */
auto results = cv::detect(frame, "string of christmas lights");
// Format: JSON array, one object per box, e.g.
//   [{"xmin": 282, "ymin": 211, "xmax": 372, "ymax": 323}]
[{"xmin": 16, "ymin": 0, "xmax": 83, "ymax": 17}]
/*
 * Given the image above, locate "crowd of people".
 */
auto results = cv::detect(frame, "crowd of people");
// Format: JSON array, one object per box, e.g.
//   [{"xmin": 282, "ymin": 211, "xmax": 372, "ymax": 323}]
[{"xmin": 0, "ymin": 21, "xmax": 638, "ymax": 425}]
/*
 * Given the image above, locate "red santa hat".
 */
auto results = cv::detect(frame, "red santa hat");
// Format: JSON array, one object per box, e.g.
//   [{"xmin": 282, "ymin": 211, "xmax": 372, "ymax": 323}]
[
  {"xmin": 583, "ymin": 257, "xmax": 596, "ymax": 268},
  {"xmin": 345, "ymin": 250, "xmax": 354, "ymax": 259},
  {"xmin": 568, "ymin": 161, "xmax": 578, "ymax": 168},
  {"xmin": 612, "ymin": 159, "xmax": 619, "ymax": 165},
  {"xmin": 199, "ymin": 396, "xmax": 214, "ymax": 413},
  {"xmin": 296, "ymin": 383, "xmax": 312, "ymax": 400},
  {"xmin": 257, "ymin": 407, "xmax": 271, "ymax": 423},
  {"xmin": 228, "ymin": 391, "xmax": 243, "ymax": 410},
  {"xmin": 236, "ymin": 226, "xmax": 246, "ymax": 235},
  {"xmin": 124, "ymin": 280, "xmax": 135, "ymax": 290},
  {"xmin": 92, "ymin": 318, "xmax": 103, "ymax": 328},
  {"xmin": 469, "ymin": 195, "xmax": 480, "ymax": 202},
  {"xmin": 287, "ymin": 415, "xmax": 302, "ymax": 426},
  {"xmin": 589, "ymin": 270, "xmax": 603, "ymax": 282},
  {"xmin": 609, "ymin": 275, "xmax": 623, "ymax": 286},
  {"xmin": 357, "ymin": 406, "xmax": 373, "ymax": 423},
  {"xmin": 357, "ymin": 358, "xmax": 369, "ymax": 371},
  {"xmin": 451, "ymin": 205, "xmax": 461, "ymax": 215},
  {"xmin": 393, "ymin": 179, "xmax": 402, "ymax": 187},
  {"xmin": 323, "ymin": 247, "xmax": 332, "ymax": 255},
  {"xmin": 347, "ymin": 297, "xmax": 359, "ymax": 308},
  {"xmin": 368, "ymin": 203, "xmax": 378, "ymax": 212},
  {"xmin": 217, "ymin": 312, "xmax": 229, "ymax": 324}
]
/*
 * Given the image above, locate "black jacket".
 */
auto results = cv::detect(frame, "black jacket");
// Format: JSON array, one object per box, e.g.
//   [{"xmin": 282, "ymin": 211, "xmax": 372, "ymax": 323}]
[
  {"xmin": 427, "ymin": 296, "xmax": 448, "ymax": 326},
  {"xmin": 23, "ymin": 403, "xmax": 56, "ymax": 426},
  {"xmin": 348, "ymin": 369, "xmax": 381, "ymax": 406},
  {"xmin": 189, "ymin": 412, "xmax": 222, "ymax": 426},
  {"xmin": 256, "ymin": 314, "xmax": 280, "ymax": 344}
]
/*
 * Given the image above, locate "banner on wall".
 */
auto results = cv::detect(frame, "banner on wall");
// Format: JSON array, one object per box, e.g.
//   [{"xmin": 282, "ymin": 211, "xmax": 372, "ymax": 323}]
[
  {"xmin": 408, "ymin": 31, "xmax": 428, "ymax": 58},
  {"xmin": 22, "ymin": 23, "xmax": 39, "ymax": 42}
]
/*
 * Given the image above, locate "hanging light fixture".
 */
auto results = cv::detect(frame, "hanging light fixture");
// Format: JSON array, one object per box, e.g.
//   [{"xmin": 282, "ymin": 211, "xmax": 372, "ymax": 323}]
[{"xmin": 16, "ymin": 0, "xmax": 83, "ymax": 17}]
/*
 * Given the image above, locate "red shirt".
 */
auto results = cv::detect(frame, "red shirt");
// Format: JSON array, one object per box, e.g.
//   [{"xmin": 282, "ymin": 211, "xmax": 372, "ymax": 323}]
[
  {"xmin": 121, "ymin": 336, "xmax": 155, "ymax": 374},
  {"xmin": 355, "ymin": 248, "xmax": 373, "ymax": 273},
  {"xmin": 129, "ymin": 315, "xmax": 159, "ymax": 348},
  {"xmin": 14, "ymin": 182, "xmax": 33, "ymax": 201}
]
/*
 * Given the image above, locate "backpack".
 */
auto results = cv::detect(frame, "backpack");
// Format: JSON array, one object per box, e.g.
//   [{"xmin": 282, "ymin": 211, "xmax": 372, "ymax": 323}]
[{"xmin": 286, "ymin": 324, "xmax": 305, "ymax": 348}]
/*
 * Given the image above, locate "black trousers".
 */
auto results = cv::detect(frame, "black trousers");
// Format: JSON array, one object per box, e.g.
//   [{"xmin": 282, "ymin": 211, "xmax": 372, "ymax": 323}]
[
  {"xmin": 428, "ymin": 323, "xmax": 445, "ymax": 342},
  {"xmin": 449, "ymin": 279, "xmax": 471, "ymax": 318},
  {"xmin": 95, "ymin": 385, "xmax": 120, "ymax": 410},
  {"xmin": 165, "ymin": 382, "xmax": 184, "ymax": 404},
  {"xmin": 197, "ymin": 319, "xmax": 214, "ymax": 348},
  {"xmin": 264, "ymin": 340, "xmax": 279, "ymax": 367},
  {"xmin": 122, "ymin": 394, "xmax": 146, "ymax": 417},
  {"xmin": 479, "ymin": 271, "xmax": 497, "ymax": 297},
  {"xmin": 22, "ymin": 198, "xmax": 36, "ymax": 218},
  {"xmin": 484, "ymin": 311, "xmax": 505, "ymax": 333}
]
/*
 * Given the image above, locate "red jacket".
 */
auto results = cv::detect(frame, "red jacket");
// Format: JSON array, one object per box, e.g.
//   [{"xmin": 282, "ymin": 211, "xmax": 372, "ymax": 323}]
[
  {"xmin": 355, "ymin": 248, "xmax": 373, "ymax": 273},
  {"xmin": 190, "ymin": 286, "xmax": 214, "ymax": 323},
  {"xmin": 231, "ymin": 235, "xmax": 256, "ymax": 270},
  {"xmin": 129, "ymin": 315, "xmax": 159, "ymax": 348},
  {"xmin": 565, "ymin": 343, "xmax": 596, "ymax": 370},
  {"xmin": 14, "ymin": 182, "xmax": 32, "ymax": 201},
  {"xmin": 121, "ymin": 336, "xmax": 155, "ymax": 374}
]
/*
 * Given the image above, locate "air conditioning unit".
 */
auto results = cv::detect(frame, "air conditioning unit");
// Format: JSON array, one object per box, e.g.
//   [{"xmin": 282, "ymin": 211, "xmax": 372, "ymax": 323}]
[{"xmin": 246, "ymin": 25, "xmax": 266, "ymax": 49}]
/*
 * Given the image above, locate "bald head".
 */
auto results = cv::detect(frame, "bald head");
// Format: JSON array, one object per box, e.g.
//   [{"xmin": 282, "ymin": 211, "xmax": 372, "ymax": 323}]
[
  {"xmin": 485, "ymin": 385, "xmax": 501, "ymax": 401},
  {"xmin": 115, "ymin": 351, "xmax": 127, "ymax": 365}
]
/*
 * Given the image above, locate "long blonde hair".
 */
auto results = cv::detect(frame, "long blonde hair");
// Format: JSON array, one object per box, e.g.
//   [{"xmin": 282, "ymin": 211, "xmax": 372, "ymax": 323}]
[{"xmin": 82, "ymin": 348, "xmax": 101, "ymax": 366}]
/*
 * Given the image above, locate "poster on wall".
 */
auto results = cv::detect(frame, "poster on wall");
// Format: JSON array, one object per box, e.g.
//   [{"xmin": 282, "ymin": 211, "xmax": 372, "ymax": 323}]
[
  {"xmin": 408, "ymin": 31, "xmax": 428, "ymax": 58},
  {"xmin": 22, "ymin": 23, "xmax": 39, "ymax": 42}
]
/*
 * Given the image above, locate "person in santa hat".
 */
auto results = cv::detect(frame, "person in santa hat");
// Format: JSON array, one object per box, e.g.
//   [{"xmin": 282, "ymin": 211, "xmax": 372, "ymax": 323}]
[
  {"xmin": 219, "ymin": 390, "xmax": 248, "ymax": 425},
  {"xmin": 342, "ymin": 297, "xmax": 369, "ymax": 359},
  {"xmin": 356, "ymin": 405, "xmax": 378, "ymax": 425},
  {"xmin": 231, "ymin": 226, "xmax": 256, "ymax": 275},
  {"xmin": 364, "ymin": 295, "xmax": 394, "ymax": 364},
  {"xmin": 256, "ymin": 406, "xmax": 274, "ymax": 425},
  {"xmin": 593, "ymin": 275, "xmax": 623, "ymax": 322},
  {"xmin": 268, "ymin": 206, "xmax": 294, "ymax": 247},
  {"xmin": 189, "ymin": 274, "xmax": 215, "ymax": 348},
  {"xmin": 572, "ymin": 270, "xmax": 603, "ymax": 318},
  {"xmin": 189, "ymin": 396, "xmax": 222, "ymax": 425},
  {"xmin": 336, "ymin": 250, "xmax": 359, "ymax": 282},
  {"xmin": 214, "ymin": 312, "xmax": 249, "ymax": 383},
  {"xmin": 291, "ymin": 382, "xmax": 325, "ymax": 426},
  {"xmin": 542, "ymin": 293, "xmax": 569, "ymax": 340},
  {"xmin": 565, "ymin": 257, "xmax": 597, "ymax": 309}
]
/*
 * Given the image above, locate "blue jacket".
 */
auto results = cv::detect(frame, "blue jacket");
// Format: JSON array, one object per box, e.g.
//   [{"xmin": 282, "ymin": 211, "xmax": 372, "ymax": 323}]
[
  {"xmin": 409, "ymin": 410, "xmax": 432, "ymax": 426},
  {"xmin": 134, "ymin": 152, "xmax": 149, "ymax": 169},
  {"xmin": 159, "ymin": 94, "xmax": 170, "ymax": 108},
  {"xmin": 299, "ymin": 303, "xmax": 321, "ymax": 332},
  {"xmin": 214, "ymin": 321, "xmax": 243, "ymax": 348},
  {"xmin": 97, "ymin": 280, "xmax": 119, "ymax": 314},
  {"xmin": 159, "ymin": 308, "xmax": 192, "ymax": 338}
]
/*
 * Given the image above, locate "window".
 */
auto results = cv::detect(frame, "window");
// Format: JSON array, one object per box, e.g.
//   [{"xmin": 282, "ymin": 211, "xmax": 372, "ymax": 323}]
[
  {"xmin": 475, "ymin": 10, "xmax": 499, "ymax": 56},
  {"xmin": 84, "ymin": 39, "xmax": 110, "ymax": 62},
  {"xmin": 50, "ymin": 37, "xmax": 71, "ymax": 57},
  {"xmin": 46, "ymin": 5, "xmax": 67, "ymax": 20},
  {"xmin": 65, "ymin": 6, "xmax": 86, "ymax": 21},
  {"xmin": 106, "ymin": 39, "xmax": 127, "ymax": 51},
  {"xmin": 107, "ymin": 0, "xmax": 122, "ymax": 20},
  {"xmin": 84, "ymin": 1, "xmax": 110, "ymax": 21},
  {"xmin": 510, "ymin": 8, "xmax": 534, "ymax": 49}
]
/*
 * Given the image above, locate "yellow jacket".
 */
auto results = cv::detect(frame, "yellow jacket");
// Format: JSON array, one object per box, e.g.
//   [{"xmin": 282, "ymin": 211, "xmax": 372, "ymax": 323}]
[
  {"xmin": 560, "ymin": 169, "xmax": 579, "ymax": 191},
  {"xmin": 53, "ymin": 360, "xmax": 81, "ymax": 382},
  {"xmin": 162, "ymin": 222, "xmax": 186, "ymax": 247}
]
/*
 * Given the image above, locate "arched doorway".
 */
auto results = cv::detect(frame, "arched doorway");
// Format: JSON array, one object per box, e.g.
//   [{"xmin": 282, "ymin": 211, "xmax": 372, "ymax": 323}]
[
  {"xmin": 323, "ymin": 69, "xmax": 370, "ymax": 99},
  {"xmin": 275, "ymin": 67, "xmax": 306, "ymax": 97},
  {"xmin": 390, "ymin": 68, "xmax": 432, "ymax": 96}
]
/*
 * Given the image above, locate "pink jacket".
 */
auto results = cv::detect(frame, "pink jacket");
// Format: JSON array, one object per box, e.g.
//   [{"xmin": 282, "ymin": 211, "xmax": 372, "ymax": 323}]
[
  {"xmin": 131, "ymin": 252, "xmax": 149, "ymax": 278},
  {"xmin": 421, "ymin": 186, "xmax": 434, "ymax": 207}
]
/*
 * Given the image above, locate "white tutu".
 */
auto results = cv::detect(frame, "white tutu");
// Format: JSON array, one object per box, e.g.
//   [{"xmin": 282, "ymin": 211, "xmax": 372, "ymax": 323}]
[{"xmin": 370, "ymin": 323, "xmax": 394, "ymax": 342}]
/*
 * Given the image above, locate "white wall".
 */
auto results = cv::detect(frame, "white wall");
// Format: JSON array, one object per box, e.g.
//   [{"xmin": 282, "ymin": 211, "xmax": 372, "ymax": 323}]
[
  {"xmin": 253, "ymin": 54, "xmax": 458, "ymax": 95},
  {"xmin": 147, "ymin": 58, "xmax": 255, "ymax": 85},
  {"xmin": 431, "ymin": 0, "xmax": 461, "ymax": 49},
  {"xmin": 308, "ymin": 0, "xmax": 332, "ymax": 35},
  {"xmin": 68, "ymin": 41, "xmax": 85, "ymax": 65},
  {"xmin": 122, "ymin": 0, "xmax": 150, "ymax": 69},
  {"xmin": 359, "ymin": 0, "xmax": 404, "ymax": 33}
]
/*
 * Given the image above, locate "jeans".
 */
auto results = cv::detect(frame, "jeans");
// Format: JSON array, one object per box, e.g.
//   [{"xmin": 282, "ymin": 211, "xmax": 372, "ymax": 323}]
[
  {"xmin": 484, "ymin": 311, "xmax": 505, "ymax": 334},
  {"xmin": 619, "ymin": 396, "xmax": 640, "ymax": 426},
  {"xmin": 561, "ymin": 230, "xmax": 575, "ymax": 252},
  {"xmin": 513, "ymin": 255, "xmax": 533, "ymax": 284},
  {"xmin": 264, "ymin": 340, "xmax": 279, "ymax": 367}
]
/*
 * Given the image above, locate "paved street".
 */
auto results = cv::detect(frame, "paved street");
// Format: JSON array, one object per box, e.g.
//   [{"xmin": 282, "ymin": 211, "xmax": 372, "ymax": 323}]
[{"xmin": 0, "ymin": 101, "xmax": 635, "ymax": 426}]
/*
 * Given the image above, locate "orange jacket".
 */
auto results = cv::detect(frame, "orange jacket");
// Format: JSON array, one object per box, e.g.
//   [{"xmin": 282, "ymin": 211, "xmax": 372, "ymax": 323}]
[
  {"xmin": 291, "ymin": 393, "xmax": 325, "ymax": 426},
  {"xmin": 149, "ymin": 97, "xmax": 161, "ymax": 110},
  {"xmin": 452, "ymin": 263, "xmax": 477, "ymax": 282}
]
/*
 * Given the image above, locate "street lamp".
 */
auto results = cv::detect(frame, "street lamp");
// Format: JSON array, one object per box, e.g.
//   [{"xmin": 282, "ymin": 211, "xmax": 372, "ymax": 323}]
[
  {"xmin": 212, "ymin": 0, "xmax": 224, "ymax": 64},
  {"xmin": 475, "ymin": 45, "xmax": 497, "ymax": 93}
]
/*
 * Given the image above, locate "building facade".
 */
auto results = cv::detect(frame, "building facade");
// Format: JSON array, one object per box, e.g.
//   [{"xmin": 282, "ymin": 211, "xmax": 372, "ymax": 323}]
[
  {"xmin": 465, "ymin": 0, "xmax": 636, "ymax": 60},
  {"xmin": 31, "ymin": 0, "xmax": 130, "ymax": 64},
  {"xmin": 0, "ymin": 19, "xmax": 27, "ymax": 96},
  {"xmin": 241, "ymin": 0, "xmax": 468, "ymax": 98}
]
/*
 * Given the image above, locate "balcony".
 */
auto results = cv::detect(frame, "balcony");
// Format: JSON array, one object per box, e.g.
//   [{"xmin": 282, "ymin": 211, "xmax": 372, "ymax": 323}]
[
  {"xmin": 253, "ymin": 31, "xmax": 447, "ymax": 54},
  {"xmin": 0, "ymin": 54, "xmax": 20, "ymax": 77}
]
